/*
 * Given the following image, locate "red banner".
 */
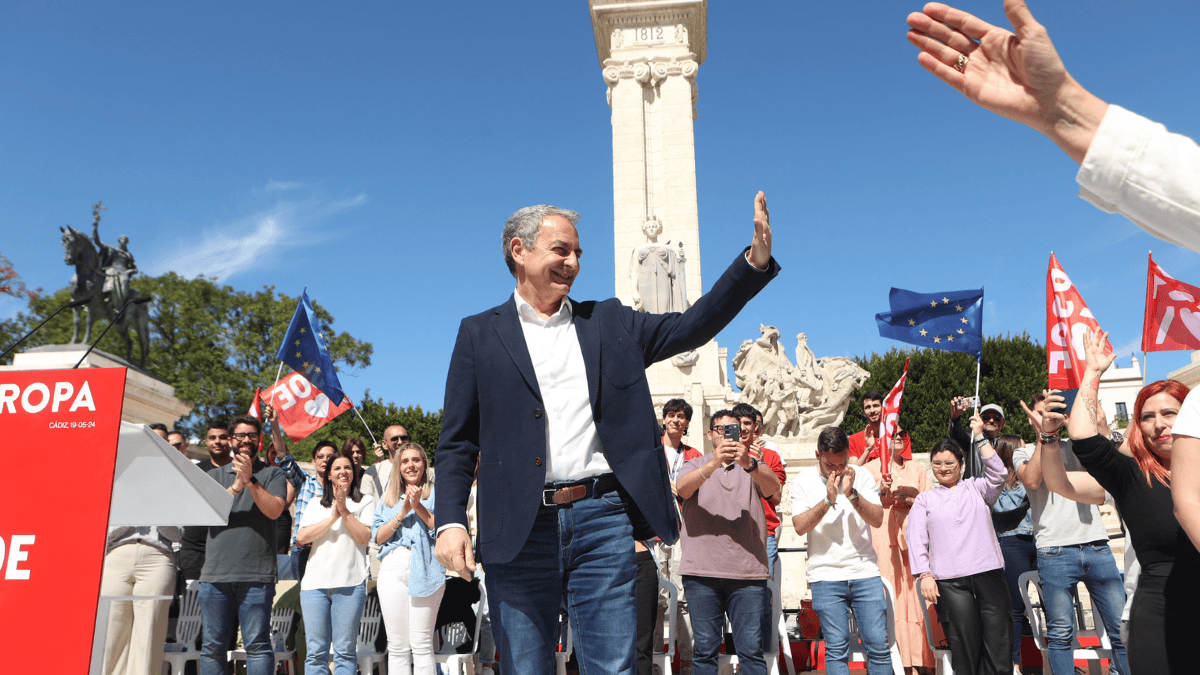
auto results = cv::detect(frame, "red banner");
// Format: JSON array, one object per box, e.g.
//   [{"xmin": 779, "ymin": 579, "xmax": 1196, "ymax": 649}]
[
  {"xmin": 879, "ymin": 358, "xmax": 910, "ymax": 477},
  {"xmin": 0, "ymin": 367, "xmax": 127, "ymax": 673},
  {"xmin": 1046, "ymin": 253, "xmax": 1111, "ymax": 390},
  {"xmin": 268, "ymin": 371, "xmax": 352, "ymax": 442},
  {"xmin": 1143, "ymin": 252, "xmax": 1200, "ymax": 352}
]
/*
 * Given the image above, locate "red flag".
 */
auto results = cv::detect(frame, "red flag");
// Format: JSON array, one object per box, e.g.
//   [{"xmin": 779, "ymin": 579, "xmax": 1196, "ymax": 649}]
[
  {"xmin": 1143, "ymin": 252, "xmax": 1200, "ymax": 352},
  {"xmin": 247, "ymin": 388, "xmax": 263, "ymax": 418},
  {"xmin": 268, "ymin": 371, "xmax": 353, "ymax": 442},
  {"xmin": 1046, "ymin": 253, "xmax": 1112, "ymax": 390},
  {"xmin": 879, "ymin": 358, "xmax": 910, "ymax": 477}
]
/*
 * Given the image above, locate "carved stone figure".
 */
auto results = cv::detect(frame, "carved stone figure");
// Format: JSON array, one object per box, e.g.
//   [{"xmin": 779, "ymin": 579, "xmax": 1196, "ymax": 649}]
[
  {"xmin": 59, "ymin": 203, "xmax": 151, "ymax": 367},
  {"xmin": 731, "ymin": 327, "xmax": 869, "ymax": 439},
  {"xmin": 630, "ymin": 217, "xmax": 689, "ymax": 313}
]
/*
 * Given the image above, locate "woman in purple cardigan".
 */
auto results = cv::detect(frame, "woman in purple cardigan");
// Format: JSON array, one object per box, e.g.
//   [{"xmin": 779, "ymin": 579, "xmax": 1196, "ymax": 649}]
[{"xmin": 907, "ymin": 414, "xmax": 1010, "ymax": 675}]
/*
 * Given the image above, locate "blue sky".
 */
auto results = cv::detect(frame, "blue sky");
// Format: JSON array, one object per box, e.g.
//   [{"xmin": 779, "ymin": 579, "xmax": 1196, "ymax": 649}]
[{"xmin": 4, "ymin": 1, "xmax": 1200, "ymax": 413}]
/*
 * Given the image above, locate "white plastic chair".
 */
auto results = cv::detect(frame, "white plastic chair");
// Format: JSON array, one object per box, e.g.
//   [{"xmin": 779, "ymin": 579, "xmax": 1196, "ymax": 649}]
[
  {"xmin": 555, "ymin": 616, "xmax": 574, "ymax": 675},
  {"xmin": 769, "ymin": 580, "xmax": 797, "ymax": 675},
  {"xmin": 161, "ymin": 580, "xmax": 202, "ymax": 675},
  {"xmin": 228, "ymin": 607, "xmax": 297, "ymax": 675},
  {"xmin": 346, "ymin": 592, "xmax": 386, "ymax": 675},
  {"xmin": 1018, "ymin": 571, "xmax": 1113, "ymax": 675},
  {"xmin": 435, "ymin": 582, "xmax": 487, "ymax": 675},
  {"xmin": 655, "ymin": 578, "xmax": 679, "ymax": 675},
  {"xmin": 845, "ymin": 577, "xmax": 905, "ymax": 675},
  {"xmin": 916, "ymin": 584, "xmax": 954, "ymax": 675}
]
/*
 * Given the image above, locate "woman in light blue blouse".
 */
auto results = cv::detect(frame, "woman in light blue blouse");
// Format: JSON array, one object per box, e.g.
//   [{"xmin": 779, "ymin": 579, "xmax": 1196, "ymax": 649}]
[
  {"xmin": 990, "ymin": 435, "xmax": 1035, "ymax": 670},
  {"xmin": 371, "ymin": 442, "xmax": 446, "ymax": 675}
]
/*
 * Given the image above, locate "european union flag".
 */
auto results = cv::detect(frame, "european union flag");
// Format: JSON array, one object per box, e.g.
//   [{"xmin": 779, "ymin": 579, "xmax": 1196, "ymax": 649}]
[
  {"xmin": 276, "ymin": 289, "xmax": 347, "ymax": 405},
  {"xmin": 875, "ymin": 287, "xmax": 984, "ymax": 358}
]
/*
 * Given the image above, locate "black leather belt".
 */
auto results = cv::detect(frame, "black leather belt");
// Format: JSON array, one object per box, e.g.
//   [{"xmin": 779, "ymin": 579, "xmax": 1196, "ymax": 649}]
[{"xmin": 542, "ymin": 473, "xmax": 619, "ymax": 507}]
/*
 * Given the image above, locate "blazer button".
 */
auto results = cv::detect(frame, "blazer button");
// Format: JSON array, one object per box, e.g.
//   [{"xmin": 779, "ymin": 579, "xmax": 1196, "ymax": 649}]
[
  {"xmin": 534, "ymin": 457, "xmax": 543, "ymax": 466},
  {"xmin": 534, "ymin": 408, "xmax": 543, "ymax": 419}
]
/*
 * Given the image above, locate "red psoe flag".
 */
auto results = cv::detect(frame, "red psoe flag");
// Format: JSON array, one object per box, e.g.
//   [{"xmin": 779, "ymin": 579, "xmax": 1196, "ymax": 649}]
[
  {"xmin": 879, "ymin": 357, "xmax": 910, "ymax": 478},
  {"xmin": 269, "ymin": 371, "xmax": 353, "ymax": 442},
  {"xmin": 1046, "ymin": 253, "xmax": 1112, "ymax": 389},
  {"xmin": 1143, "ymin": 252, "xmax": 1200, "ymax": 352},
  {"xmin": 247, "ymin": 387, "xmax": 263, "ymax": 418}
]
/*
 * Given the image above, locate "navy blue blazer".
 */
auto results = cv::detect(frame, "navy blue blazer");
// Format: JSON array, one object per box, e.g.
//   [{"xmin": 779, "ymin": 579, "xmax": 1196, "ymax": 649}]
[{"xmin": 435, "ymin": 249, "xmax": 780, "ymax": 564}]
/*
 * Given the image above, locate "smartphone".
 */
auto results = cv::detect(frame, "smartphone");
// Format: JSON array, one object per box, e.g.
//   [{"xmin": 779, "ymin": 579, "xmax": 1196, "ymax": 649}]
[
  {"xmin": 1057, "ymin": 388, "xmax": 1079, "ymax": 416},
  {"xmin": 722, "ymin": 423, "xmax": 740, "ymax": 441}
]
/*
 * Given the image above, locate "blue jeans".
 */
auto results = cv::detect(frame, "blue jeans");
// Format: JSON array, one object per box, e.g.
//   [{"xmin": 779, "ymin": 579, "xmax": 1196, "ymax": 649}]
[
  {"xmin": 199, "ymin": 581, "xmax": 275, "ymax": 675},
  {"xmin": 300, "ymin": 583, "xmax": 367, "ymax": 675},
  {"xmin": 487, "ymin": 486, "xmax": 636, "ymax": 675},
  {"xmin": 999, "ymin": 535, "xmax": 1036, "ymax": 665},
  {"xmin": 810, "ymin": 576, "xmax": 891, "ymax": 675},
  {"xmin": 1036, "ymin": 543, "xmax": 1129, "ymax": 675},
  {"xmin": 684, "ymin": 576, "xmax": 767, "ymax": 675}
]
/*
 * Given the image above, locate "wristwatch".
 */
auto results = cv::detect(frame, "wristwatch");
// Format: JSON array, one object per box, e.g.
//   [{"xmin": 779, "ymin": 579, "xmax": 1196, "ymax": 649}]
[
  {"xmin": 849, "ymin": 488, "xmax": 860, "ymax": 502},
  {"xmin": 744, "ymin": 458, "xmax": 759, "ymax": 473},
  {"xmin": 250, "ymin": 475, "xmax": 260, "ymax": 486}
]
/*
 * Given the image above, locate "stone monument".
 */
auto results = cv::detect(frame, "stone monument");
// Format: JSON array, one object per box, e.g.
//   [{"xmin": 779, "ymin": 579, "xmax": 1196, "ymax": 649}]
[{"xmin": 589, "ymin": 0, "xmax": 867, "ymax": 608}]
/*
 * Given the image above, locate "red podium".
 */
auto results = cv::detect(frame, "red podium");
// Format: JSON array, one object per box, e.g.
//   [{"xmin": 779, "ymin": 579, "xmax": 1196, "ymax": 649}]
[{"xmin": 0, "ymin": 368, "xmax": 127, "ymax": 673}]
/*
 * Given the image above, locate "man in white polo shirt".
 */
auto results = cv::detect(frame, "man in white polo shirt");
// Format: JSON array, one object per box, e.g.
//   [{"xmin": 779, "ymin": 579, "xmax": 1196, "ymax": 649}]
[{"xmin": 791, "ymin": 426, "xmax": 891, "ymax": 675}]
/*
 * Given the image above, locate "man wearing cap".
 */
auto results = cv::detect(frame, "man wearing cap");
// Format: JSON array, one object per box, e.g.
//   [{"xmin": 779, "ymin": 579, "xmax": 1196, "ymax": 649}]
[{"xmin": 949, "ymin": 397, "xmax": 1005, "ymax": 479}]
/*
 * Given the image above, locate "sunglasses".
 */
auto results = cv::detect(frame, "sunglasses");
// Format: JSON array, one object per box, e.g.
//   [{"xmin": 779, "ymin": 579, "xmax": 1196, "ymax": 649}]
[
  {"xmin": 388, "ymin": 434, "xmax": 411, "ymax": 443},
  {"xmin": 981, "ymin": 414, "xmax": 1003, "ymax": 422}
]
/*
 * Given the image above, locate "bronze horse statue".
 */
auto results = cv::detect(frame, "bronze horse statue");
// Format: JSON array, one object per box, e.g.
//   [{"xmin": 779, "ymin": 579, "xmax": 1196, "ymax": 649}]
[{"xmin": 60, "ymin": 225, "xmax": 151, "ymax": 367}]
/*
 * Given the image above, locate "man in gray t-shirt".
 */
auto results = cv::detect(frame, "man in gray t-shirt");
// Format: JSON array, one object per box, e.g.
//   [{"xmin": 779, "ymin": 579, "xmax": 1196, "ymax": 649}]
[
  {"xmin": 198, "ymin": 415, "xmax": 287, "ymax": 675},
  {"xmin": 1016, "ymin": 393, "xmax": 1128, "ymax": 675},
  {"xmin": 675, "ymin": 410, "xmax": 781, "ymax": 675}
]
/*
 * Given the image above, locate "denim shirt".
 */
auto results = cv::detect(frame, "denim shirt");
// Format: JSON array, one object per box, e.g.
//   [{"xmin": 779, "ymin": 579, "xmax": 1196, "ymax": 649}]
[
  {"xmin": 371, "ymin": 487, "xmax": 446, "ymax": 597},
  {"xmin": 991, "ymin": 483, "xmax": 1033, "ymax": 537}
]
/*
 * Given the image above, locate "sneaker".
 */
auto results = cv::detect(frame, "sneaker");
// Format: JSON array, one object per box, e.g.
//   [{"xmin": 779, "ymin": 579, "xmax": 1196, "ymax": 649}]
[{"xmin": 480, "ymin": 668, "xmax": 495, "ymax": 675}]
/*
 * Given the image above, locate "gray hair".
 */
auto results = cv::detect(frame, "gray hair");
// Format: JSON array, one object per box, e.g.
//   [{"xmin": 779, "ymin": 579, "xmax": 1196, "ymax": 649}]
[{"xmin": 501, "ymin": 205, "xmax": 581, "ymax": 277}]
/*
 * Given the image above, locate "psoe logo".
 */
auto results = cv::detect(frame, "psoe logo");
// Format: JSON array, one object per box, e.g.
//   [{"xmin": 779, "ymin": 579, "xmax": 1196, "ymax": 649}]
[{"xmin": 0, "ymin": 381, "xmax": 96, "ymax": 414}]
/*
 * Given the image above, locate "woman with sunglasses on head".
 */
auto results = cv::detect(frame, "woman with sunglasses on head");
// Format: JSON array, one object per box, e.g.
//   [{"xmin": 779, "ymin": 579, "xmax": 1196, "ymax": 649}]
[
  {"xmin": 1035, "ymin": 329, "xmax": 1197, "ymax": 674},
  {"xmin": 295, "ymin": 450, "xmax": 375, "ymax": 675},
  {"xmin": 907, "ymin": 415, "xmax": 1010, "ymax": 675},
  {"xmin": 864, "ymin": 428, "xmax": 934, "ymax": 674},
  {"xmin": 372, "ymin": 442, "xmax": 446, "ymax": 675}
]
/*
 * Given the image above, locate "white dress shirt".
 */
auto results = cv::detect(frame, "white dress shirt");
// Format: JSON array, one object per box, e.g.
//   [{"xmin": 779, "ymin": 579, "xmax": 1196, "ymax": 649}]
[{"xmin": 514, "ymin": 289, "xmax": 611, "ymax": 484}]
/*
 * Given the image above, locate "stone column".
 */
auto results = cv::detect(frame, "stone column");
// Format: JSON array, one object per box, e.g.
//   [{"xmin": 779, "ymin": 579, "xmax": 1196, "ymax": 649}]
[
  {"xmin": 604, "ymin": 61, "xmax": 651, "ymax": 304},
  {"xmin": 655, "ymin": 58, "xmax": 703, "ymax": 305}
]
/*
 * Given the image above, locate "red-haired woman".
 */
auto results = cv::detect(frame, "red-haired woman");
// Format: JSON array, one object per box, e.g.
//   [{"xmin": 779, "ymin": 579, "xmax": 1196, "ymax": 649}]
[{"xmin": 1036, "ymin": 329, "xmax": 1197, "ymax": 674}]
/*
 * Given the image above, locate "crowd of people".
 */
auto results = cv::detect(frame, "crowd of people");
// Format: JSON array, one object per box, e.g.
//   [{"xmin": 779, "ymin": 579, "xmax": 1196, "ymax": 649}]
[{"xmin": 96, "ymin": 0, "xmax": 1200, "ymax": 672}]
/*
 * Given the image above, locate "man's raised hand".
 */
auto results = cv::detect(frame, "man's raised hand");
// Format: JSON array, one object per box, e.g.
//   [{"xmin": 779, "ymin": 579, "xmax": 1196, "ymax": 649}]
[{"xmin": 748, "ymin": 191, "xmax": 772, "ymax": 270}]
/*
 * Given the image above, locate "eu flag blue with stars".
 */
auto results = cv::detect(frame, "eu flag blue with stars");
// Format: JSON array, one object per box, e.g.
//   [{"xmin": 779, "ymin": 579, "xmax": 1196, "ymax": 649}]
[
  {"xmin": 875, "ymin": 287, "xmax": 984, "ymax": 358},
  {"xmin": 276, "ymin": 289, "xmax": 347, "ymax": 405}
]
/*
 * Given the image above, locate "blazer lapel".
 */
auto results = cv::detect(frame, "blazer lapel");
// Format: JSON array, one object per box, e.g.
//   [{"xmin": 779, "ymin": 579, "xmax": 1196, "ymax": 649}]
[
  {"xmin": 492, "ymin": 298, "xmax": 543, "ymax": 403},
  {"xmin": 571, "ymin": 299, "xmax": 601, "ymax": 406}
]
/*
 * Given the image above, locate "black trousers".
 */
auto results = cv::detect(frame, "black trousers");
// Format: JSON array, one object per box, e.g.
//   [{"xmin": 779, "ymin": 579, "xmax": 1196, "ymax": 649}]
[
  {"xmin": 935, "ymin": 568, "xmax": 1013, "ymax": 675},
  {"xmin": 635, "ymin": 549, "xmax": 659, "ymax": 675}
]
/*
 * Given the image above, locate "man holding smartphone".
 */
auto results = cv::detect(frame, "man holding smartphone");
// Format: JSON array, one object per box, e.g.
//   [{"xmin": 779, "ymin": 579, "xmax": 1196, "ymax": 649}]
[{"xmin": 674, "ymin": 409, "xmax": 781, "ymax": 675}]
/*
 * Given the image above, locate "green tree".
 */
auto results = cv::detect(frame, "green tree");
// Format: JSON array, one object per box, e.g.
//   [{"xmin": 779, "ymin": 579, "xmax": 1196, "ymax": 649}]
[
  {"xmin": 286, "ymin": 390, "xmax": 443, "ymax": 465},
  {"xmin": 0, "ymin": 273, "xmax": 372, "ymax": 436},
  {"xmin": 0, "ymin": 253, "xmax": 37, "ymax": 300},
  {"xmin": 840, "ymin": 332, "xmax": 1049, "ymax": 452}
]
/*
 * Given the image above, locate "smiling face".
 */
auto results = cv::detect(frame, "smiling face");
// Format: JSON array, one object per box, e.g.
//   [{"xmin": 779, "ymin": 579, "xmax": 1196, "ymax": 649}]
[
  {"xmin": 862, "ymin": 398, "xmax": 882, "ymax": 424},
  {"xmin": 1139, "ymin": 392, "xmax": 1182, "ymax": 463},
  {"xmin": 931, "ymin": 450, "xmax": 962, "ymax": 487},
  {"xmin": 513, "ymin": 214, "xmax": 581, "ymax": 310},
  {"xmin": 329, "ymin": 457, "xmax": 354, "ymax": 488},
  {"xmin": 230, "ymin": 422, "xmax": 260, "ymax": 458},
  {"xmin": 663, "ymin": 410, "xmax": 689, "ymax": 439},
  {"xmin": 397, "ymin": 447, "xmax": 427, "ymax": 487}
]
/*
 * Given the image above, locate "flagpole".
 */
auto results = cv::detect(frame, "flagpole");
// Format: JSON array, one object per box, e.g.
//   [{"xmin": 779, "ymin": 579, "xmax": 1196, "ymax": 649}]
[
  {"xmin": 350, "ymin": 404, "xmax": 379, "ymax": 447},
  {"xmin": 269, "ymin": 361, "xmax": 285, "ymax": 402}
]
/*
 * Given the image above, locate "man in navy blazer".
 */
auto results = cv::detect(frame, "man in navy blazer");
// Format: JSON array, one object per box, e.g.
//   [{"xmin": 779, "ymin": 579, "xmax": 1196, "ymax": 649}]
[{"xmin": 435, "ymin": 192, "xmax": 779, "ymax": 674}]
